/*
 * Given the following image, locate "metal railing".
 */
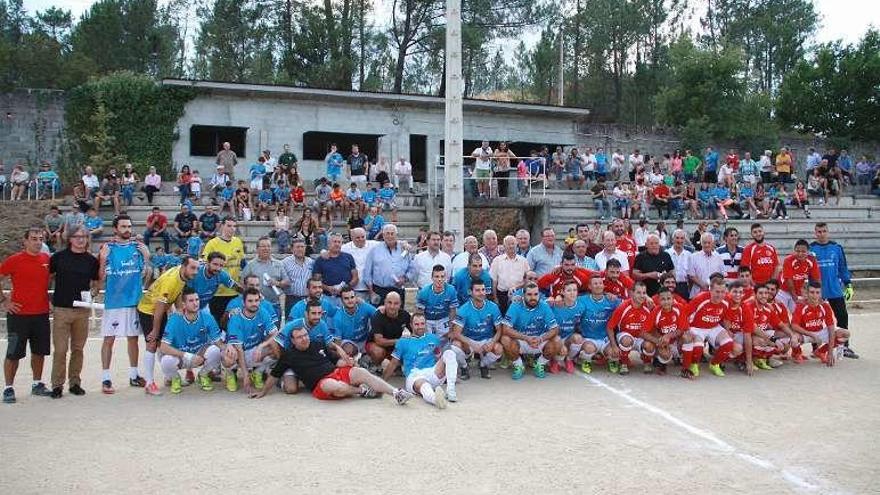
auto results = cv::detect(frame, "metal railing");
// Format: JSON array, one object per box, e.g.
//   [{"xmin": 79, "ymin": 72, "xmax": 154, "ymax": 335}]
[
  {"xmin": 431, "ymin": 155, "xmax": 548, "ymax": 200},
  {"xmin": 0, "ymin": 178, "xmax": 59, "ymax": 201}
]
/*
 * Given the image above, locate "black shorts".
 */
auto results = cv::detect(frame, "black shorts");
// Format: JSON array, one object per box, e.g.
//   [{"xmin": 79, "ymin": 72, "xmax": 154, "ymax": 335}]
[
  {"xmin": 6, "ymin": 313, "xmax": 50, "ymax": 360},
  {"xmin": 704, "ymin": 171, "xmax": 718, "ymax": 184},
  {"xmin": 137, "ymin": 310, "xmax": 167, "ymax": 342}
]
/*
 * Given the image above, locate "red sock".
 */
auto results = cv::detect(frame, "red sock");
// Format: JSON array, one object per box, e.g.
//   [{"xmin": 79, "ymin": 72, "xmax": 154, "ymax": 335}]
[
  {"xmin": 691, "ymin": 347, "xmax": 704, "ymax": 366},
  {"xmin": 619, "ymin": 350, "xmax": 631, "ymax": 366},
  {"xmin": 682, "ymin": 348, "xmax": 693, "ymax": 369},
  {"xmin": 711, "ymin": 341, "xmax": 734, "ymax": 365},
  {"xmin": 641, "ymin": 353, "xmax": 653, "ymax": 364},
  {"xmin": 792, "ymin": 345, "xmax": 803, "ymax": 358}
]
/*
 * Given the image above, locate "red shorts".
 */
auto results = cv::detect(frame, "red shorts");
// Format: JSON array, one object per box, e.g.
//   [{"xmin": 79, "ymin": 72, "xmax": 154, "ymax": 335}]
[{"xmin": 312, "ymin": 366, "xmax": 354, "ymax": 400}]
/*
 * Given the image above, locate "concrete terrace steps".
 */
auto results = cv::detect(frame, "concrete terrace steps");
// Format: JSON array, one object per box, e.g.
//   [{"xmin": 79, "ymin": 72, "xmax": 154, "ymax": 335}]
[
  {"xmin": 98, "ymin": 204, "xmax": 430, "ymax": 223},
  {"xmin": 548, "ymin": 204, "xmax": 878, "ymax": 221},
  {"xmin": 117, "ymin": 190, "xmax": 430, "ymax": 208}
]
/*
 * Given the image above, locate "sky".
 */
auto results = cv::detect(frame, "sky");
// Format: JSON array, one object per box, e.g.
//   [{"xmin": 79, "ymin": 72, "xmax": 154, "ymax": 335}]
[{"xmin": 20, "ymin": 0, "xmax": 880, "ymax": 47}]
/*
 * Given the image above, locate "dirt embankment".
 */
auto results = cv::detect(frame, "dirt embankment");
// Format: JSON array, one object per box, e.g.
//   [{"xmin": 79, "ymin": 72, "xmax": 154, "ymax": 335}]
[{"xmin": 0, "ymin": 200, "xmax": 60, "ymax": 258}]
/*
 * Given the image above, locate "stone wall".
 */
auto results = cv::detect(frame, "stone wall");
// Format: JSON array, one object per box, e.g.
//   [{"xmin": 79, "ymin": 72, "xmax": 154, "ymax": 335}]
[{"xmin": 0, "ymin": 90, "xmax": 67, "ymax": 168}]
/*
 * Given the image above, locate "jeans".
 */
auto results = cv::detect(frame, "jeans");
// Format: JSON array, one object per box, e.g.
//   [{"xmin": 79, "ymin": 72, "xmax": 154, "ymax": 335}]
[
  {"xmin": 122, "ymin": 184, "xmax": 135, "ymax": 206},
  {"xmin": 143, "ymin": 229, "xmax": 171, "ymax": 252},
  {"xmin": 593, "ymin": 198, "xmax": 609, "ymax": 218},
  {"xmin": 178, "ymin": 184, "xmax": 191, "ymax": 204}
]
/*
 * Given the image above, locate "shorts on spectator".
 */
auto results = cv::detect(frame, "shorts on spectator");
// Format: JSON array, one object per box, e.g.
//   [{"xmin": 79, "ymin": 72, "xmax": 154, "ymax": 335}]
[
  {"xmin": 475, "ymin": 169, "xmax": 491, "ymax": 179},
  {"xmin": 5, "ymin": 313, "xmax": 50, "ymax": 360},
  {"xmin": 404, "ymin": 366, "xmax": 445, "ymax": 394},
  {"xmin": 101, "ymin": 307, "xmax": 140, "ymax": 337},
  {"xmin": 380, "ymin": 201, "xmax": 397, "ymax": 211}
]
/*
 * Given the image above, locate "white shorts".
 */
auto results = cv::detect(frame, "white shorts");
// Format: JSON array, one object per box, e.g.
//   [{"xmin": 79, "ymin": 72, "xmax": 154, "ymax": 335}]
[
  {"xmin": 101, "ymin": 307, "xmax": 140, "ymax": 337},
  {"xmin": 426, "ymin": 318, "xmax": 450, "ymax": 337},
  {"xmin": 381, "ymin": 201, "xmax": 397, "ymax": 211},
  {"xmin": 616, "ymin": 332, "xmax": 646, "ymax": 353},
  {"xmin": 244, "ymin": 347, "xmax": 276, "ymax": 370},
  {"xmin": 689, "ymin": 326, "xmax": 726, "ymax": 346},
  {"xmin": 405, "ymin": 367, "xmax": 444, "ymax": 394},
  {"xmin": 351, "ymin": 175, "xmax": 367, "ymax": 184},
  {"xmin": 802, "ymin": 328, "xmax": 830, "ymax": 345},
  {"xmin": 250, "ymin": 178, "xmax": 263, "ymax": 190},
  {"xmin": 582, "ymin": 337, "xmax": 609, "ymax": 354},
  {"xmin": 655, "ymin": 344, "xmax": 680, "ymax": 363},
  {"xmin": 518, "ymin": 339, "xmax": 547, "ymax": 355},
  {"xmin": 461, "ymin": 337, "xmax": 493, "ymax": 356}
]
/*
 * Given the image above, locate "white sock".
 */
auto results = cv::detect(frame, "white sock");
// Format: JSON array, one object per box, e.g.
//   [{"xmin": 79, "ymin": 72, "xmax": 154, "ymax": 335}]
[
  {"xmin": 513, "ymin": 357, "xmax": 524, "ymax": 367},
  {"xmin": 537, "ymin": 355, "xmax": 549, "ymax": 366},
  {"xmin": 160, "ymin": 355, "xmax": 181, "ymax": 379},
  {"xmin": 579, "ymin": 350, "xmax": 595, "ymax": 361},
  {"xmin": 480, "ymin": 352, "xmax": 500, "ymax": 367},
  {"xmin": 568, "ymin": 344, "xmax": 582, "ymax": 359},
  {"xmin": 102, "ymin": 369, "xmax": 112, "ymax": 382},
  {"xmin": 442, "ymin": 350, "xmax": 458, "ymax": 392},
  {"xmin": 129, "ymin": 367, "xmax": 139, "ymax": 380},
  {"xmin": 33, "ymin": 380, "xmax": 42, "ymax": 387},
  {"xmin": 202, "ymin": 345, "xmax": 222, "ymax": 376},
  {"xmin": 450, "ymin": 345, "xmax": 468, "ymax": 367},
  {"xmin": 554, "ymin": 355, "xmax": 565, "ymax": 362},
  {"xmin": 419, "ymin": 382, "xmax": 436, "ymax": 405},
  {"xmin": 144, "ymin": 351, "xmax": 156, "ymax": 383}
]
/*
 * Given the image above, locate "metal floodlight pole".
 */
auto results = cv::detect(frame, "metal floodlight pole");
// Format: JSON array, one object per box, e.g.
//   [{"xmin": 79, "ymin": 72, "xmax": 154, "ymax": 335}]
[{"xmin": 444, "ymin": 0, "xmax": 465, "ymax": 251}]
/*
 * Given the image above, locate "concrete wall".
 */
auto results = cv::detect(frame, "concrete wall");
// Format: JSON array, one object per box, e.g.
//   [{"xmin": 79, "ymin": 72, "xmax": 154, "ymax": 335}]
[
  {"xmin": 172, "ymin": 93, "xmax": 583, "ymax": 184},
  {"xmin": 0, "ymin": 90, "xmax": 66, "ymax": 168}
]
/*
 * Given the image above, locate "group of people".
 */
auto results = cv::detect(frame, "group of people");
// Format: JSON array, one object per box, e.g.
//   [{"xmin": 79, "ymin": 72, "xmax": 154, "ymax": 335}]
[{"xmin": 0, "ymin": 202, "xmax": 858, "ymax": 408}]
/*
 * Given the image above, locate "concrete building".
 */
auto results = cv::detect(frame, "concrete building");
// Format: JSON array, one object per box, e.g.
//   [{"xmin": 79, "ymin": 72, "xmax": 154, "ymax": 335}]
[{"xmin": 162, "ymin": 79, "xmax": 591, "ymax": 186}]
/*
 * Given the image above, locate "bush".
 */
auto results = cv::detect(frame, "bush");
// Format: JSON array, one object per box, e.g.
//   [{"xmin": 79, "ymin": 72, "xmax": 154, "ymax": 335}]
[{"xmin": 65, "ymin": 71, "xmax": 195, "ymax": 178}]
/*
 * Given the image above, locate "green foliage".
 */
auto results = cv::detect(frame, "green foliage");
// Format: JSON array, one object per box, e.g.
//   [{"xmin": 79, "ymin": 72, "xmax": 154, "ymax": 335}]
[
  {"xmin": 65, "ymin": 71, "xmax": 195, "ymax": 178},
  {"xmin": 777, "ymin": 30, "xmax": 880, "ymax": 142}
]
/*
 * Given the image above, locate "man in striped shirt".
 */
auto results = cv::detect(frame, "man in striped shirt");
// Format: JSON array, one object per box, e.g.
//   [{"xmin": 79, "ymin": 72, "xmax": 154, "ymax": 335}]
[
  {"xmin": 280, "ymin": 238, "xmax": 314, "ymax": 317},
  {"xmin": 715, "ymin": 227, "xmax": 743, "ymax": 280}
]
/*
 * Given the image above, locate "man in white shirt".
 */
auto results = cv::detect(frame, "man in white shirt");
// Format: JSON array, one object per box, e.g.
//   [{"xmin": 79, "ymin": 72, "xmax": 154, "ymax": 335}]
[
  {"xmin": 393, "ymin": 156, "xmax": 413, "ymax": 193},
  {"xmin": 611, "ymin": 149, "xmax": 625, "ymax": 181},
  {"xmin": 489, "ymin": 235, "xmax": 530, "ymax": 313},
  {"xmin": 665, "ymin": 229, "xmax": 692, "ymax": 300},
  {"xmin": 594, "ymin": 231, "xmax": 630, "ymax": 273},
  {"xmin": 451, "ymin": 235, "xmax": 489, "ymax": 273},
  {"xmin": 210, "ymin": 165, "xmax": 230, "ymax": 203},
  {"xmin": 82, "ymin": 166, "xmax": 100, "ymax": 198},
  {"xmin": 471, "ymin": 140, "xmax": 494, "ymax": 198},
  {"xmin": 629, "ymin": 149, "xmax": 644, "ymax": 176},
  {"xmin": 582, "ymin": 147, "xmax": 597, "ymax": 181},
  {"xmin": 687, "ymin": 232, "xmax": 725, "ymax": 298},
  {"xmin": 341, "ymin": 227, "xmax": 380, "ymax": 300},
  {"xmin": 412, "ymin": 231, "xmax": 452, "ymax": 287}
]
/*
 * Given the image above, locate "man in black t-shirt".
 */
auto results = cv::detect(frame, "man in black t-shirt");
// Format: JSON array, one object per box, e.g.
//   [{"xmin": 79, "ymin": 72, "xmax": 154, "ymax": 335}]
[
  {"xmin": 365, "ymin": 291, "xmax": 411, "ymax": 367},
  {"xmin": 632, "ymin": 235, "xmax": 675, "ymax": 296},
  {"xmin": 198, "ymin": 205, "xmax": 221, "ymax": 240},
  {"xmin": 49, "ymin": 226, "xmax": 100, "ymax": 398},
  {"xmin": 348, "ymin": 144, "xmax": 370, "ymax": 186},
  {"xmin": 250, "ymin": 324, "xmax": 413, "ymax": 403},
  {"xmin": 173, "ymin": 204, "xmax": 198, "ymax": 249}
]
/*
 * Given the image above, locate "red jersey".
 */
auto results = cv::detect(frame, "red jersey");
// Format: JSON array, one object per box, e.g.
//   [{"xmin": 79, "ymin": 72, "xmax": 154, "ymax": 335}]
[
  {"xmin": 687, "ymin": 295, "xmax": 728, "ymax": 329},
  {"xmin": 607, "ymin": 300, "xmax": 653, "ymax": 337},
  {"xmin": 0, "ymin": 251, "xmax": 51, "ymax": 315},
  {"xmin": 791, "ymin": 301, "xmax": 836, "ymax": 333},
  {"xmin": 741, "ymin": 242, "xmax": 778, "ymax": 284},
  {"xmin": 291, "ymin": 187, "xmax": 305, "ymax": 202},
  {"xmin": 146, "ymin": 213, "xmax": 168, "ymax": 230},
  {"xmin": 603, "ymin": 273, "xmax": 634, "ymax": 299},
  {"xmin": 616, "ymin": 236, "xmax": 638, "ymax": 269},
  {"xmin": 537, "ymin": 267, "xmax": 595, "ymax": 298},
  {"xmin": 770, "ymin": 300, "xmax": 791, "ymax": 324},
  {"xmin": 649, "ymin": 306, "xmax": 687, "ymax": 336},
  {"xmin": 780, "ymin": 254, "xmax": 820, "ymax": 297},
  {"xmin": 723, "ymin": 302, "xmax": 755, "ymax": 334},
  {"xmin": 753, "ymin": 302, "xmax": 783, "ymax": 335}
]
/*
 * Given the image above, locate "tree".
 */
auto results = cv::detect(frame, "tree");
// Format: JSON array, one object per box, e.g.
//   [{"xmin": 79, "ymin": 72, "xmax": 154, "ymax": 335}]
[
  {"xmin": 81, "ymin": 97, "xmax": 127, "ymax": 174},
  {"xmin": 777, "ymin": 30, "xmax": 880, "ymax": 142},
  {"xmin": 193, "ymin": 0, "xmax": 273, "ymax": 82}
]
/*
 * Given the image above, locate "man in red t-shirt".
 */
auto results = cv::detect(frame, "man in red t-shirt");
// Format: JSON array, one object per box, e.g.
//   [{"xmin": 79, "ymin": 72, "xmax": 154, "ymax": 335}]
[
  {"xmin": 652, "ymin": 182, "xmax": 671, "ymax": 220},
  {"xmin": 606, "ymin": 282, "xmax": 654, "ymax": 374},
  {"xmin": 740, "ymin": 223, "xmax": 780, "ymax": 285},
  {"xmin": 778, "ymin": 239, "xmax": 821, "ymax": 312},
  {"xmin": 537, "ymin": 253, "xmax": 595, "ymax": 298},
  {"xmin": 611, "ymin": 219, "xmax": 637, "ymax": 269},
  {"xmin": 722, "ymin": 282, "xmax": 758, "ymax": 375},
  {"xmin": 0, "ymin": 227, "xmax": 53, "ymax": 403},
  {"xmin": 602, "ymin": 258, "xmax": 634, "ymax": 299},
  {"xmin": 648, "ymin": 288, "xmax": 690, "ymax": 375},
  {"xmin": 143, "ymin": 206, "xmax": 172, "ymax": 252},
  {"xmin": 651, "ymin": 273, "xmax": 687, "ymax": 310},
  {"xmin": 753, "ymin": 283, "xmax": 793, "ymax": 364},
  {"xmin": 790, "ymin": 282, "xmax": 850, "ymax": 366},
  {"xmin": 684, "ymin": 278, "xmax": 734, "ymax": 378}
]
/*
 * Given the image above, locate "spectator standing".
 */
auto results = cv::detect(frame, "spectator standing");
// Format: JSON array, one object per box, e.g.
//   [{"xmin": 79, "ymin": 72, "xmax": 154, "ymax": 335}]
[
  {"xmin": 325, "ymin": 144, "xmax": 344, "ymax": 183},
  {"xmin": 393, "ymin": 156, "xmax": 414, "ymax": 193},
  {"xmin": 48, "ymin": 226, "xmax": 99, "ymax": 398},
  {"xmin": 494, "ymin": 142, "xmax": 517, "ymax": 197},
  {"xmin": 665, "ymin": 229, "xmax": 692, "ymax": 300},
  {"xmin": 704, "ymin": 146, "xmax": 719, "ymax": 183},
  {"xmin": 411, "ymin": 231, "xmax": 452, "ymax": 287},
  {"xmin": 215, "ymin": 141, "xmax": 238, "ymax": 180},
  {"xmin": 775, "ymin": 147, "xmax": 793, "ymax": 183},
  {"xmin": 142, "ymin": 166, "xmax": 161, "ymax": 205},
  {"xmin": 490, "ymin": 235, "xmax": 530, "ymax": 313},
  {"xmin": 0, "ymin": 228, "xmax": 53, "ymax": 403},
  {"xmin": 526, "ymin": 228, "xmax": 564, "ymax": 276},
  {"xmin": 241, "ymin": 237, "xmax": 288, "ymax": 318},
  {"xmin": 363, "ymin": 224, "xmax": 413, "ymax": 305},
  {"xmin": 278, "ymin": 144, "xmax": 299, "ymax": 178},
  {"xmin": 313, "ymin": 233, "xmax": 358, "ymax": 302},
  {"xmin": 348, "ymin": 144, "xmax": 370, "ymax": 186},
  {"xmin": 471, "ymin": 140, "xmax": 494, "ymax": 198},
  {"xmin": 687, "ymin": 233, "xmax": 725, "ymax": 298},
  {"xmin": 478, "ymin": 230, "xmax": 505, "ymax": 266},
  {"xmin": 759, "ymin": 150, "xmax": 774, "ymax": 183},
  {"xmin": 342, "ymin": 227, "xmax": 380, "ymax": 300},
  {"xmin": 281, "ymin": 238, "xmax": 314, "ymax": 315}
]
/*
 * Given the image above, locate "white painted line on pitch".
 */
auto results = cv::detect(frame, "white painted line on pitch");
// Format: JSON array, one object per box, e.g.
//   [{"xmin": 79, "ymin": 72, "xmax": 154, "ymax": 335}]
[
  {"xmin": 0, "ymin": 337, "xmax": 107, "ymax": 342},
  {"xmin": 579, "ymin": 373, "xmax": 832, "ymax": 493}
]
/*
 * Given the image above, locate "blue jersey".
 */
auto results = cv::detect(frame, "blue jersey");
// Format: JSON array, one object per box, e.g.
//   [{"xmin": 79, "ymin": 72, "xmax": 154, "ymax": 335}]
[
  {"xmin": 188, "ymin": 265, "xmax": 235, "ymax": 309},
  {"xmin": 326, "ymin": 152, "xmax": 344, "ymax": 173},
  {"xmin": 416, "ymin": 284, "xmax": 459, "ymax": 321},
  {"xmin": 221, "ymin": 187, "xmax": 235, "ymax": 200},
  {"xmin": 579, "ymin": 294, "xmax": 620, "ymax": 340},
  {"xmin": 451, "ymin": 268, "xmax": 493, "ymax": 304},
  {"xmin": 288, "ymin": 296, "xmax": 338, "ymax": 321},
  {"xmin": 346, "ymin": 189, "xmax": 361, "ymax": 201},
  {"xmin": 330, "ymin": 302, "xmax": 377, "ymax": 344},
  {"xmin": 226, "ymin": 307, "xmax": 277, "ymax": 350},
  {"xmin": 552, "ymin": 299, "xmax": 586, "ymax": 340},
  {"xmin": 362, "ymin": 190, "xmax": 377, "ymax": 205},
  {"xmin": 698, "ymin": 189, "xmax": 714, "ymax": 203},
  {"xmin": 275, "ymin": 318, "xmax": 331, "ymax": 350},
  {"xmin": 454, "ymin": 300, "xmax": 502, "ymax": 341},
  {"xmin": 809, "ymin": 241, "xmax": 851, "ymax": 299},
  {"xmin": 713, "ymin": 186, "xmax": 730, "ymax": 200},
  {"xmin": 274, "ymin": 186, "xmax": 290, "ymax": 202},
  {"xmin": 103, "ymin": 242, "xmax": 145, "ymax": 309},
  {"xmin": 596, "ymin": 153, "xmax": 607, "ymax": 174},
  {"xmin": 504, "ymin": 300, "xmax": 558, "ymax": 337},
  {"xmin": 85, "ymin": 216, "xmax": 103, "ymax": 231},
  {"xmin": 392, "ymin": 334, "xmax": 442, "ymax": 376},
  {"xmin": 161, "ymin": 312, "xmax": 222, "ymax": 353},
  {"xmin": 187, "ymin": 236, "xmax": 203, "ymax": 257},
  {"xmin": 258, "ymin": 189, "xmax": 274, "ymax": 203},
  {"xmin": 378, "ymin": 187, "xmax": 395, "ymax": 203},
  {"xmin": 226, "ymin": 296, "xmax": 279, "ymax": 326},
  {"xmin": 249, "ymin": 163, "xmax": 265, "ymax": 180}
]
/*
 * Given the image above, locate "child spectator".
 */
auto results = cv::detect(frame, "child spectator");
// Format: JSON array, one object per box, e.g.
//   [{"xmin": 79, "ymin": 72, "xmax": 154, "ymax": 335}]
[
  {"xmin": 329, "ymin": 182, "xmax": 345, "ymax": 221},
  {"xmin": 345, "ymin": 182, "xmax": 363, "ymax": 219},
  {"xmin": 792, "ymin": 180, "xmax": 810, "ymax": 218},
  {"xmin": 250, "ymin": 156, "xmax": 267, "ymax": 192},
  {"xmin": 256, "ymin": 183, "xmax": 275, "ymax": 221},
  {"xmin": 234, "ymin": 180, "xmax": 252, "ymax": 221},
  {"xmin": 190, "ymin": 170, "xmax": 202, "ymax": 201},
  {"xmin": 313, "ymin": 178, "xmax": 333, "ymax": 224},
  {"xmin": 378, "ymin": 181, "xmax": 398, "ymax": 223},
  {"xmin": 290, "ymin": 182, "xmax": 305, "ymax": 209},
  {"xmin": 612, "ymin": 181, "xmax": 631, "ymax": 219},
  {"xmin": 84, "ymin": 207, "xmax": 104, "ymax": 240},
  {"xmin": 219, "ymin": 181, "xmax": 235, "ymax": 215},
  {"xmin": 361, "ymin": 185, "xmax": 378, "ymax": 216}
]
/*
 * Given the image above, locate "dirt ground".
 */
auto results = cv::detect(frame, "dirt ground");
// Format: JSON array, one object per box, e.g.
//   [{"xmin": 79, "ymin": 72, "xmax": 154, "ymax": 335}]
[{"xmin": 0, "ymin": 313, "xmax": 877, "ymax": 494}]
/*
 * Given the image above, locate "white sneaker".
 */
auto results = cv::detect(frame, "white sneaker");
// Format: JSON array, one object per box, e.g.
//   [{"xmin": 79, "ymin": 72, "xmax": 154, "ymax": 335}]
[
  {"xmin": 434, "ymin": 386, "xmax": 448, "ymax": 409},
  {"xmin": 392, "ymin": 388, "xmax": 414, "ymax": 405},
  {"xmin": 446, "ymin": 387, "xmax": 457, "ymax": 403}
]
